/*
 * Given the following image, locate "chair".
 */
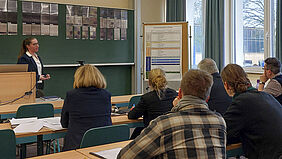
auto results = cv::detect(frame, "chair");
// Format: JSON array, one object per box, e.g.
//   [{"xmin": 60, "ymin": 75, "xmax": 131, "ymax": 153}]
[
  {"xmin": 16, "ymin": 103, "xmax": 55, "ymax": 158},
  {"xmin": 128, "ymin": 95, "xmax": 141, "ymax": 109},
  {"xmin": 226, "ymin": 144, "xmax": 244, "ymax": 158},
  {"xmin": 0, "ymin": 129, "xmax": 16, "ymax": 159},
  {"xmin": 16, "ymin": 103, "xmax": 54, "ymax": 119},
  {"xmin": 80, "ymin": 124, "xmax": 130, "ymax": 148}
]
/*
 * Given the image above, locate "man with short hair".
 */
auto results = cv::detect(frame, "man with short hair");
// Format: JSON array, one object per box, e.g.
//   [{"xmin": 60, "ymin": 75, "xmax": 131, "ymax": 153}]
[
  {"xmin": 117, "ymin": 70, "xmax": 226, "ymax": 159},
  {"xmin": 258, "ymin": 57, "xmax": 282, "ymax": 104},
  {"xmin": 198, "ymin": 58, "xmax": 232, "ymax": 115}
]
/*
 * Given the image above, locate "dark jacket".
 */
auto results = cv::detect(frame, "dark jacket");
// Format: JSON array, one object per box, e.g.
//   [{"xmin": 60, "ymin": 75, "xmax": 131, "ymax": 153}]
[
  {"xmin": 273, "ymin": 74, "xmax": 282, "ymax": 104},
  {"xmin": 17, "ymin": 53, "xmax": 44, "ymax": 89},
  {"xmin": 61, "ymin": 87, "xmax": 112, "ymax": 151},
  {"xmin": 224, "ymin": 87, "xmax": 282, "ymax": 159},
  {"xmin": 208, "ymin": 72, "xmax": 232, "ymax": 115},
  {"xmin": 128, "ymin": 88, "xmax": 177, "ymax": 127}
]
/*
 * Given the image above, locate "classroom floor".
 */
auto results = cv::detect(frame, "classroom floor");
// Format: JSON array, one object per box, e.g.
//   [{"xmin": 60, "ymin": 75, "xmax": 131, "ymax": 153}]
[{"xmin": 16, "ymin": 139, "xmax": 63, "ymax": 158}]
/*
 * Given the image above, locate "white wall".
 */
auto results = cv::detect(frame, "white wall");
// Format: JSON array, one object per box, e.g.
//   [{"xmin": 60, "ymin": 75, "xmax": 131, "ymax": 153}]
[{"xmin": 141, "ymin": 0, "xmax": 166, "ymax": 23}]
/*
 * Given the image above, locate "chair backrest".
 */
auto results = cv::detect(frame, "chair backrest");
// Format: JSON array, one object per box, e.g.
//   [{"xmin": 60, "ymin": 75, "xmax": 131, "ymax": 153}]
[
  {"xmin": 16, "ymin": 103, "xmax": 54, "ymax": 119},
  {"xmin": 226, "ymin": 144, "xmax": 244, "ymax": 158},
  {"xmin": 0, "ymin": 129, "xmax": 16, "ymax": 159},
  {"xmin": 80, "ymin": 124, "xmax": 130, "ymax": 148},
  {"xmin": 128, "ymin": 95, "xmax": 141, "ymax": 109}
]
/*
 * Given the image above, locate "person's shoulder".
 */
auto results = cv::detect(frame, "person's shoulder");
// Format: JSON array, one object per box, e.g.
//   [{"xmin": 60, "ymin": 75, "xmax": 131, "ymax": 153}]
[
  {"xmin": 165, "ymin": 88, "xmax": 177, "ymax": 94},
  {"xmin": 142, "ymin": 91, "xmax": 156, "ymax": 98},
  {"xmin": 100, "ymin": 88, "xmax": 111, "ymax": 97}
]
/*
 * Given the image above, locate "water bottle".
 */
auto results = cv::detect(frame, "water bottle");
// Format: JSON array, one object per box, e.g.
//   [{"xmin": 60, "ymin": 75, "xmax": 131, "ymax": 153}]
[{"xmin": 256, "ymin": 79, "xmax": 260, "ymax": 89}]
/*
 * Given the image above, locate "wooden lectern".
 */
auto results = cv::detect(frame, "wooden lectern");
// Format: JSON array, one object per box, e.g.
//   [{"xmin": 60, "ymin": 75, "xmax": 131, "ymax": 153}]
[{"xmin": 0, "ymin": 72, "xmax": 36, "ymax": 105}]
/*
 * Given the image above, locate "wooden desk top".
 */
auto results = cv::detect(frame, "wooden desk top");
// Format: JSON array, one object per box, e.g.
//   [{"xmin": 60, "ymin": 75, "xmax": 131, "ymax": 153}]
[
  {"xmin": 76, "ymin": 140, "xmax": 131, "ymax": 159},
  {"xmin": 29, "ymin": 150, "xmax": 88, "ymax": 159},
  {"xmin": 0, "ymin": 94, "xmax": 141, "ymax": 115},
  {"xmin": 226, "ymin": 143, "xmax": 242, "ymax": 150},
  {"xmin": 0, "ymin": 100, "xmax": 64, "ymax": 115},
  {"xmin": 111, "ymin": 94, "xmax": 141, "ymax": 104},
  {"xmin": 28, "ymin": 141, "xmax": 242, "ymax": 159},
  {"xmin": 0, "ymin": 115, "xmax": 142, "ymax": 138}
]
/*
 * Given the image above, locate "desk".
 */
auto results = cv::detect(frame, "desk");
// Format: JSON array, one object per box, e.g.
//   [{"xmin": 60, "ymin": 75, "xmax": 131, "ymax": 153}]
[
  {"xmin": 0, "ymin": 100, "xmax": 64, "ymax": 119},
  {"xmin": 0, "ymin": 94, "xmax": 141, "ymax": 119},
  {"xmin": 76, "ymin": 140, "xmax": 131, "ymax": 159},
  {"xmin": 0, "ymin": 115, "xmax": 142, "ymax": 156},
  {"xmin": 29, "ymin": 150, "xmax": 88, "ymax": 159}
]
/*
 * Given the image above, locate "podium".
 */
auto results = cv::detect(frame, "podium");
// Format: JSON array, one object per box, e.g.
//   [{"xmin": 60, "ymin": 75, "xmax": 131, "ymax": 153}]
[{"xmin": 0, "ymin": 72, "xmax": 36, "ymax": 105}]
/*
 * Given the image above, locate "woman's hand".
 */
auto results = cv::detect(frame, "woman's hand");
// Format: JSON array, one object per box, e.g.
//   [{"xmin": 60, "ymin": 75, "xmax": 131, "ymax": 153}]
[
  {"xmin": 173, "ymin": 97, "xmax": 180, "ymax": 107},
  {"xmin": 40, "ymin": 74, "xmax": 51, "ymax": 80}
]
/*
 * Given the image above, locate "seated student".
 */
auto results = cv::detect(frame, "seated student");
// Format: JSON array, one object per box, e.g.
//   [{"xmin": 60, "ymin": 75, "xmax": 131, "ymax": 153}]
[
  {"xmin": 60, "ymin": 65, "xmax": 112, "ymax": 151},
  {"xmin": 118, "ymin": 70, "xmax": 226, "ymax": 159},
  {"xmin": 198, "ymin": 58, "xmax": 232, "ymax": 115},
  {"xmin": 258, "ymin": 57, "xmax": 282, "ymax": 104},
  {"xmin": 222, "ymin": 64, "xmax": 282, "ymax": 159},
  {"xmin": 127, "ymin": 68, "xmax": 177, "ymax": 138}
]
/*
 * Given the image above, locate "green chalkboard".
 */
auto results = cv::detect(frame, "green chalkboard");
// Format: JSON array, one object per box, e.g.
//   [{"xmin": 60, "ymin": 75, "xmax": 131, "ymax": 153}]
[{"xmin": 0, "ymin": 3, "xmax": 134, "ymax": 65}]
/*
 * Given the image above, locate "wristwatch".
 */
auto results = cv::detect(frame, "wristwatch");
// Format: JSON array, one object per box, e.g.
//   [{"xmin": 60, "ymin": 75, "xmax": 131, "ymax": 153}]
[{"xmin": 259, "ymin": 81, "xmax": 265, "ymax": 85}]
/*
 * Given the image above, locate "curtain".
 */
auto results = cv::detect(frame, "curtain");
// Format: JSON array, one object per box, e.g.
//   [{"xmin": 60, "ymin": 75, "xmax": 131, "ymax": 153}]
[
  {"xmin": 166, "ymin": 0, "xmax": 186, "ymax": 22},
  {"xmin": 276, "ymin": 0, "xmax": 282, "ymax": 62},
  {"xmin": 204, "ymin": 0, "xmax": 225, "ymax": 71}
]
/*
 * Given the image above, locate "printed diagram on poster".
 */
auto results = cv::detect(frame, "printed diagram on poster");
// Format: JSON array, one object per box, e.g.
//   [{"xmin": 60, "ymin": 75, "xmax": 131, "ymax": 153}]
[{"xmin": 144, "ymin": 24, "xmax": 184, "ymax": 81}]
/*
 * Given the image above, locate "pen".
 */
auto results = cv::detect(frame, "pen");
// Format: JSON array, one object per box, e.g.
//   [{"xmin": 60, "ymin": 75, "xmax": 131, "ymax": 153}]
[{"xmin": 89, "ymin": 152, "xmax": 106, "ymax": 159}]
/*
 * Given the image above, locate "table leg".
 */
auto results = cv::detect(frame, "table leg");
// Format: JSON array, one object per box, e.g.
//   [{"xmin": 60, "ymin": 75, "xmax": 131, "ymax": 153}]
[{"xmin": 37, "ymin": 135, "xmax": 43, "ymax": 156}]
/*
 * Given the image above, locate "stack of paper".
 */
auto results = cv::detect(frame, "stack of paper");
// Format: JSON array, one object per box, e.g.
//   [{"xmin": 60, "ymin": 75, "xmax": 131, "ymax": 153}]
[
  {"xmin": 90, "ymin": 148, "xmax": 122, "ymax": 159},
  {"xmin": 13, "ymin": 120, "xmax": 44, "ymax": 133},
  {"xmin": 10, "ymin": 116, "xmax": 63, "ymax": 133},
  {"xmin": 10, "ymin": 117, "xmax": 38, "ymax": 125},
  {"xmin": 39, "ymin": 117, "xmax": 63, "ymax": 130}
]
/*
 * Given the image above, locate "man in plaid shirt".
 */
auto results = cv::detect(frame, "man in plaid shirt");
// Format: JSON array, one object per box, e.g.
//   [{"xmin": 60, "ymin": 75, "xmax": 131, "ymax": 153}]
[{"xmin": 117, "ymin": 69, "xmax": 226, "ymax": 159}]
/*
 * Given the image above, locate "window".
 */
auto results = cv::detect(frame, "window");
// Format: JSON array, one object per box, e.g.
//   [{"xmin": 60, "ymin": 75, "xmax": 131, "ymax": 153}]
[
  {"xmin": 186, "ymin": 0, "xmax": 204, "ymax": 68},
  {"xmin": 232, "ymin": 0, "xmax": 277, "ymax": 67}
]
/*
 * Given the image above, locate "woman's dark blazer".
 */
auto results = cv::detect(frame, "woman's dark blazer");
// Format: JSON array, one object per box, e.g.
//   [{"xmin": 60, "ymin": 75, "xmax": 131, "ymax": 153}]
[
  {"xmin": 224, "ymin": 88, "xmax": 282, "ymax": 159},
  {"xmin": 60, "ymin": 87, "xmax": 112, "ymax": 151},
  {"xmin": 17, "ymin": 53, "xmax": 44, "ymax": 89},
  {"xmin": 128, "ymin": 88, "xmax": 177, "ymax": 127}
]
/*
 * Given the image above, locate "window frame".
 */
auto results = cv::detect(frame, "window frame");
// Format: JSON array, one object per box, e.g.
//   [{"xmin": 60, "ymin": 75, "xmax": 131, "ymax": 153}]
[{"xmin": 225, "ymin": 0, "xmax": 276, "ymax": 74}]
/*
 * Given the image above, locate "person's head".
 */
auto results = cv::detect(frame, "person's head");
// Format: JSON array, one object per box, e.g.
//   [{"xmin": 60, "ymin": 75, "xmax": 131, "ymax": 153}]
[
  {"xmin": 180, "ymin": 69, "xmax": 213, "ymax": 100},
  {"xmin": 197, "ymin": 58, "xmax": 219, "ymax": 74},
  {"xmin": 18, "ymin": 37, "xmax": 39, "ymax": 59},
  {"xmin": 221, "ymin": 64, "xmax": 251, "ymax": 97},
  {"xmin": 148, "ymin": 68, "xmax": 167, "ymax": 91},
  {"xmin": 264, "ymin": 57, "xmax": 281, "ymax": 78},
  {"xmin": 73, "ymin": 64, "xmax": 106, "ymax": 89}
]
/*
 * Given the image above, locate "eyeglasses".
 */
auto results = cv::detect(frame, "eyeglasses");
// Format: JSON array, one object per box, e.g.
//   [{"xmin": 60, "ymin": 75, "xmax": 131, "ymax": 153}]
[{"xmin": 31, "ymin": 43, "xmax": 39, "ymax": 46}]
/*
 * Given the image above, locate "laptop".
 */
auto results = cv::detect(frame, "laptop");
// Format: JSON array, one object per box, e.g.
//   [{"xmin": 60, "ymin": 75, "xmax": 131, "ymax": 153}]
[{"xmin": 0, "ymin": 64, "xmax": 28, "ymax": 73}]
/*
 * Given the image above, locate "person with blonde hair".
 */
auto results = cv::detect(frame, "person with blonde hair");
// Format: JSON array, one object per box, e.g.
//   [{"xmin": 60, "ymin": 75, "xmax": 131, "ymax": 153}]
[
  {"xmin": 221, "ymin": 64, "xmax": 282, "ymax": 159},
  {"xmin": 61, "ymin": 64, "xmax": 112, "ymax": 151},
  {"xmin": 118, "ymin": 70, "xmax": 226, "ymax": 158},
  {"xmin": 128, "ymin": 68, "xmax": 177, "ymax": 138}
]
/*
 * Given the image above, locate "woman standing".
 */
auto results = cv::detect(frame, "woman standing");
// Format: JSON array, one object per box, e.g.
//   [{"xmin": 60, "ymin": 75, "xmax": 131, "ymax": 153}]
[
  {"xmin": 221, "ymin": 64, "xmax": 282, "ymax": 159},
  {"xmin": 128, "ymin": 68, "xmax": 177, "ymax": 138},
  {"xmin": 17, "ymin": 37, "xmax": 50, "ymax": 97},
  {"xmin": 61, "ymin": 65, "xmax": 112, "ymax": 151}
]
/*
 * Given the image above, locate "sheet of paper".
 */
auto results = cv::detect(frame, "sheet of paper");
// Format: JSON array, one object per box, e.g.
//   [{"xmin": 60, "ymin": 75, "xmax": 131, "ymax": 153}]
[
  {"xmin": 92, "ymin": 148, "xmax": 122, "ymax": 159},
  {"xmin": 10, "ymin": 117, "xmax": 37, "ymax": 125},
  {"xmin": 39, "ymin": 117, "xmax": 63, "ymax": 130},
  {"xmin": 40, "ymin": 117, "xmax": 60, "ymax": 124},
  {"xmin": 13, "ymin": 120, "xmax": 43, "ymax": 133}
]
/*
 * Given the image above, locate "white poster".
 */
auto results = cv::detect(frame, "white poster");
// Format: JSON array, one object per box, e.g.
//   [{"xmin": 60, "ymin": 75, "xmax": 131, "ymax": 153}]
[{"xmin": 144, "ymin": 24, "xmax": 182, "ymax": 81}]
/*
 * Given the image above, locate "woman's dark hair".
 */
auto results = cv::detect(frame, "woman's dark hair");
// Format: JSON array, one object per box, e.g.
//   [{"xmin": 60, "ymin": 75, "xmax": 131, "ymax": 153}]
[
  {"xmin": 221, "ymin": 64, "xmax": 251, "ymax": 93},
  {"xmin": 18, "ymin": 37, "xmax": 35, "ymax": 60}
]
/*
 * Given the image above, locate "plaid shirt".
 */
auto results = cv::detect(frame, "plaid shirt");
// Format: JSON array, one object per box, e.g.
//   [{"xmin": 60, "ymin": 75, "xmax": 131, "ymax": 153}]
[{"xmin": 117, "ymin": 97, "xmax": 226, "ymax": 159}]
